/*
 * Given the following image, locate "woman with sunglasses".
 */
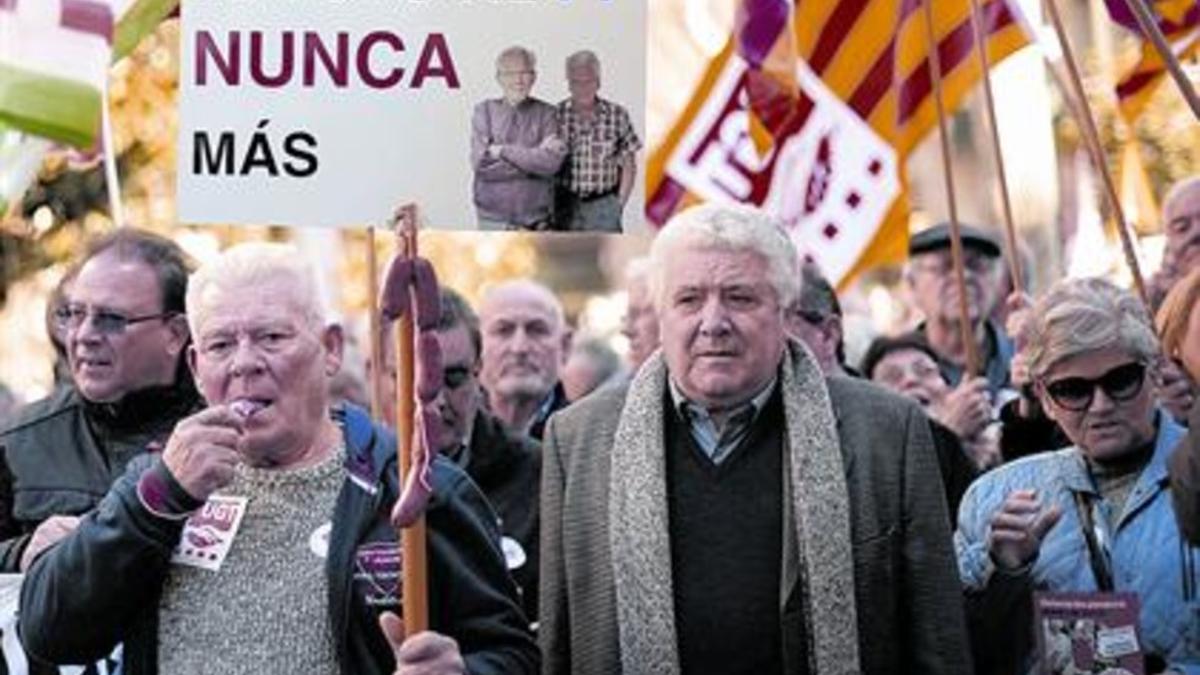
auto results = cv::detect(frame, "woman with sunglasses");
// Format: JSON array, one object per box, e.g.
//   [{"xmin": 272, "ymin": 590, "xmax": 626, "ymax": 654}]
[
  {"xmin": 1157, "ymin": 268, "xmax": 1200, "ymax": 545},
  {"xmin": 956, "ymin": 278, "xmax": 1198, "ymax": 675}
]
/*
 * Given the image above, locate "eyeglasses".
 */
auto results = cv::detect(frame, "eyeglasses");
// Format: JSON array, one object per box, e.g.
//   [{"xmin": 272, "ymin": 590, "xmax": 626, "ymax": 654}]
[
  {"xmin": 912, "ymin": 253, "xmax": 996, "ymax": 276},
  {"xmin": 53, "ymin": 304, "xmax": 174, "ymax": 335},
  {"xmin": 1041, "ymin": 362, "xmax": 1147, "ymax": 412},
  {"xmin": 442, "ymin": 365, "xmax": 475, "ymax": 391},
  {"xmin": 875, "ymin": 359, "xmax": 942, "ymax": 387},
  {"xmin": 790, "ymin": 309, "xmax": 826, "ymax": 326}
]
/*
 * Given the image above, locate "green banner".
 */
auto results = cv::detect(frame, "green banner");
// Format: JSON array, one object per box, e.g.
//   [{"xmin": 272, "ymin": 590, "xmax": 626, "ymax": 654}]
[
  {"xmin": 0, "ymin": 63, "xmax": 100, "ymax": 148},
  {"xmin": 114, "ymin": 0, "xmax": 180, "ymax": 60}
]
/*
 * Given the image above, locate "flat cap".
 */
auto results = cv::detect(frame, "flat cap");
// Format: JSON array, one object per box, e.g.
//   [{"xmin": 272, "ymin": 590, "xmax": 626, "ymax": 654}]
[{"xmin": 909, "ymin": 222, "xmax": 1001, "ymax": 258}]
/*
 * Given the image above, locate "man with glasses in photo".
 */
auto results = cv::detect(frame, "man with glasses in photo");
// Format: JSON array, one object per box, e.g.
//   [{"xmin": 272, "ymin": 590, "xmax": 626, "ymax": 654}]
[
  {"xmin": 903, "ymin": 222, "xmax": 1015, "ymax": 400},
  {"xmin": 471, "ymin": 45, "xmax": 567, "ymax": 230},
  {"xmin": 0, "ymin": 229, "xmax": 198, "ymax": 574}
]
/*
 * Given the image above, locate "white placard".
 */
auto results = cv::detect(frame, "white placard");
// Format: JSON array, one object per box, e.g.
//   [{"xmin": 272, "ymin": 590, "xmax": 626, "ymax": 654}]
[{"xmin": 178, "ymin": 0, "xmax": 647, "ymax": 230}]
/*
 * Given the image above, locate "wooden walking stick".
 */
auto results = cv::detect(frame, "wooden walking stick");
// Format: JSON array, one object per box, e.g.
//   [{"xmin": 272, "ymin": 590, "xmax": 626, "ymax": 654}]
[
  {"xmin": 921, "ymin": 0, "xmax": 983, "ymax": 376},
  {"xmin": 967, "ymin": 0, "xmax": 1024, "ymax": 292},
  {"xmin": 1044, "ymin": 0, "xmax": 1152, "ymax": 309},
  {"xmin": 393, "ymin": 206, "xmax": 429, "ymax": 635},
  {"xmin": 1123, "ymin": 0, "xmax": 1200, "ymax": 122}
]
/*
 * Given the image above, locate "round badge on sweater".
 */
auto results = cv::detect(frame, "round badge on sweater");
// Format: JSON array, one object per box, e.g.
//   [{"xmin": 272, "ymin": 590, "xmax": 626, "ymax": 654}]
[{"xmin": 309, "ymin": 522, "xmax": 332, "ymax": 559}]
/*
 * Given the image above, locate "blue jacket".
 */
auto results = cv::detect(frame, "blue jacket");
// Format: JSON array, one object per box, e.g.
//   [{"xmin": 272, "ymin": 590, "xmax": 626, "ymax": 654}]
[
  {"xmin": 956, "ymin": 413, "xmax": 1200, "ymax": 674},
  {"xmin": 18, "ymin": 404, "xmax": 538, "ymax": 674}
]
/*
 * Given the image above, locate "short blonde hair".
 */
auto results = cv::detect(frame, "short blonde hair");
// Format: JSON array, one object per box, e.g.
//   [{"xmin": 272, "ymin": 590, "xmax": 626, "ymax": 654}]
[
  {"xmin": 1156, "ymin": 267, "xmax": 1200, "ymax": 359},
  {"xmin": 648, "ymin": 203, "xmax": 800, "ymax": 311},
  {"xmin": 1022, "ymin": 277, "xmax": 1158, "ymax": 381},
  {"xmin": 186, "ymin": 242, "xmax": 328, "ymax": 336}
]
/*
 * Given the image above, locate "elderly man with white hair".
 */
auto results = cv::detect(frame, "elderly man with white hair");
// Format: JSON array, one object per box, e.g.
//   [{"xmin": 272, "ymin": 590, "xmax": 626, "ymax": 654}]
[
  {"xmin": 471, "ymin": 45, "xmax": 566, "ymax": 230},
  {"xmin": 539, "ymin": 204, "xmax": 971, "ymax": 674},
  {"xmin": 19, "ymin": 243, "xmax": 538, "ymax": 674},
  {"xmin": 956, "ymin": 277, "xmax": 1200, "ymax": 675},
  {"xmin": 1150, "ymin": 175, "xmax": 1200, "ymax": 308},
  {"xmin": 554, "ymin": 49, "xmax": 640, "ymax": 232}
]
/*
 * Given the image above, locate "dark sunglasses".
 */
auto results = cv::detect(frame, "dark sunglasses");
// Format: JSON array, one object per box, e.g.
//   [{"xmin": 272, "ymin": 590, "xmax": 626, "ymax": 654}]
[
  {"xmin": 442, "ymin": 365, "xmax": 475, "ymax": 391},
  {"xmin": 1042, "ymin": 362, "xmax": 1147, "ymax": 412},
  {"xmin": 53, "ymin": 305, "xmax": 174, "ymax": 336},
  {"xmin": 790, "ymin": 309, "xmax": 826, "ymax": 326}
]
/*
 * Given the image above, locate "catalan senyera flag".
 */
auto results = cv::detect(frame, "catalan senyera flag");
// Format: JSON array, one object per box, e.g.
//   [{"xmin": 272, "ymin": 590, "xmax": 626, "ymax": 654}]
[
  {"xmin": 0, "ymin": 0, "xmax": 176, "ymax": 148},
  {"xmin": 647, "ymin": 0, "xmax": 1031, "ymax": 285},
  {"xmin": 1105, "ymin": 0, "xmax": 1200, "ymax": 122}
]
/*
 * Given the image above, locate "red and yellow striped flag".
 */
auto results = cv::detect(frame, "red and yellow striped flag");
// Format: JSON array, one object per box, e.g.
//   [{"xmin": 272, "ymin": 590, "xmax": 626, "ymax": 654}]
[
  {"xmin": 1106, "ymin": 0, "xmax": 1200, "ymax": 122},
  {"xmin": 647, "ymin": 0, "xmax": 1030, "ymax": 284}
]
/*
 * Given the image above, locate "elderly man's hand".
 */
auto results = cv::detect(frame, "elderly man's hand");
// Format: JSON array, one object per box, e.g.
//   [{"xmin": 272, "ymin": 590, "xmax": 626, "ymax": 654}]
[
  {"xmin": 19, "ymin": 515, "xmax": 81, "ymax": 571},
  {"xmin": 380, "ymin": 612, "xmax": 466, "ymax": 675},
  {"xmin": 486, "ymin": 144, "xmax": 504, "ymax": 160},
  {"xmin": 961, "ymin": 428, "xmax": 1001, "ymax": 471},
  {"xmin": 931, "ymin": 376, "xmax": 992, "ymax": 440},
  {"xmin": 540, "ymin": 135, "xmax": 565, "ymax": 154},
  {"xmin": 162, "ymin": 406, "xmax": 243, "ymax": 501},
  {"xmin": 988, "ymin": 489, "xmax": 1061, "ymax": 571},
  {"xmin": 1157, "ymin": 359, "xmax": 1196, "ymax": 425},
  {"xmin": 1003, "ymin": 292, "xmax": 1033, "ymax": 351}
]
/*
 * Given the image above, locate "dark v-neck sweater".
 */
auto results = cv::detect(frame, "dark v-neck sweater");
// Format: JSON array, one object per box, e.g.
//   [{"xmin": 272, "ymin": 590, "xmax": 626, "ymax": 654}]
[{"xmin": 665, "ymin": 387, "xmax": 795, "ymax": 675}]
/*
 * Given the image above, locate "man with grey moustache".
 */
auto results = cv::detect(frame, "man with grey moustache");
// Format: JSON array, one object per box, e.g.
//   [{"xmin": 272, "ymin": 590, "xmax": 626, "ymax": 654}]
[{"xmin": 478, "ymin": 280, "xmax": 571, "ymax": 441}]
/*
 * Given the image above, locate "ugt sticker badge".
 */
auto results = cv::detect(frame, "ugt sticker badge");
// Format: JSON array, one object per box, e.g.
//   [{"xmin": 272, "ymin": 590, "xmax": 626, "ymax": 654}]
[{"xmin": 171, "ymin": 495, "xmax": 248, "ymax": 572}]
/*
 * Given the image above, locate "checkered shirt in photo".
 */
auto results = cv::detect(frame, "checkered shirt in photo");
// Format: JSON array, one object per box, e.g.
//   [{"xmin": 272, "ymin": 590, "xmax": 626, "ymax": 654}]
[{"xmin": 557, "ymin": 97, "xmax": 641, "ymax": 195}]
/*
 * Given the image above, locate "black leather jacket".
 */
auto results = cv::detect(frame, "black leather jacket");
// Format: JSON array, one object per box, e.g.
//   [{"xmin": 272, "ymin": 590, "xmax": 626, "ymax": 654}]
[
  {"xmin": 0, "ymin": 382, "xmax": 198, "ymax": 572},
  {"xmin": 17, "ymin": 404, "xmax": 537, "ymax": 674}
]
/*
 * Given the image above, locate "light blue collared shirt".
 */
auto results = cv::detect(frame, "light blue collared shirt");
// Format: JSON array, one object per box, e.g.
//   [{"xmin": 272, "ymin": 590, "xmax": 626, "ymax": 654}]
[{"xmin": 668, "ymin": 376, "xmax": 778, "ymax": 465}]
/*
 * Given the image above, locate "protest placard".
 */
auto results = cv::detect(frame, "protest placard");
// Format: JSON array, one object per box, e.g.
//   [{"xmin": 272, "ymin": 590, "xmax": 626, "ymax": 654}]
[{"xmin": 177, "ymin": 0, "xmax": 646, "ymax": 232}]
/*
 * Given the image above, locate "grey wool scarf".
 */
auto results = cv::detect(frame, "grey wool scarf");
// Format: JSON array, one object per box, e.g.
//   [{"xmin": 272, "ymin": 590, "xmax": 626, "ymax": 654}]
[{"xmin": 608, "ymin": 341, "xmax": 861, "ymax": 674}]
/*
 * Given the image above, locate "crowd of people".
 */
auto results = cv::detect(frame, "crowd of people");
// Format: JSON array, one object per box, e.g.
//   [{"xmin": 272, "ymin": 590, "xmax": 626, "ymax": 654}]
[{"xmin": 0, "ymin": 176, "xmax": 1198, "ymax": 674}]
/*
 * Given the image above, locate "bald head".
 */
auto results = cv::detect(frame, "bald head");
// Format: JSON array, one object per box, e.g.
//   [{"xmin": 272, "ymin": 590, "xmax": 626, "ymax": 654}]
[
  {"xmin": 479, "ymin": 280, "xmax": 571, "ymax": 423},
  {"xmin": 1165, "ymin": 175, "xmax": 1200, "ymax": 273},
  {"xmin": 481, "ymin": 280, "xmax": 565, "ymax": 329}
]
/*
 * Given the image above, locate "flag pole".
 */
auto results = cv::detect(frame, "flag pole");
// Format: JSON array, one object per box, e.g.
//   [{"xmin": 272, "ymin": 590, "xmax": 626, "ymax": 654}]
[
  {"xmin": 1044, "ymin": 0, "xmax": 1151, "ymax": 309},
  {"xmin": 393, "ymin": 207, "xmax": 428, "ymax": 635},
  {"xmin": 366, "ymin": 226, "xmax": 384, "ymax": 422},
  {"xmin": 921, "ymin": 0, "xmax": 983, "ymax": 376},
  {"xmin": 1123, "ymin": 0, "xmax": 1200, "ymax": 121},
  {"xmin": 100, "ymin": 69, "xmax": 124, "ymax": 227},
  {"xmin": 967, "ymin": 0, "xmax": 1023, "ymax": 291}
]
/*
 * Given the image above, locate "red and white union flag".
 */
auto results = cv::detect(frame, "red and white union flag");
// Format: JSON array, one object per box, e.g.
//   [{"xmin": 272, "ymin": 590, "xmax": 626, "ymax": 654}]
[{"xmin": 661, "ymin": 54, "xmax": 900, "ymax": 284}]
